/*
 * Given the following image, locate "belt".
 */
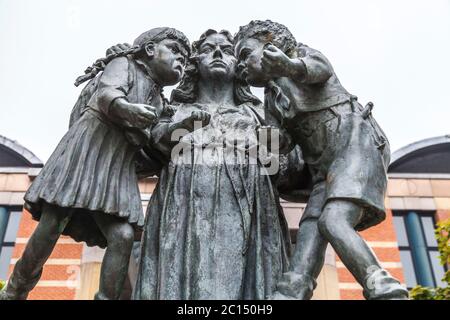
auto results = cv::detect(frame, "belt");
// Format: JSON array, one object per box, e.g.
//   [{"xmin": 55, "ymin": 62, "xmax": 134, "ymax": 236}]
[
  {"xmin": 288, "ymin": 95, "xmax": 386, "ymax": 151},
  {"xmin": 288, "ymin": 98, "xmax": 356, "ymax": 137}
]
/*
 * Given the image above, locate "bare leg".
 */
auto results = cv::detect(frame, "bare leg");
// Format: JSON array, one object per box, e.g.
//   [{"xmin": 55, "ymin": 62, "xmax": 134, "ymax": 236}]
[
  {"xmin": 318, "ymin": 199, "xmax": 408, "ymax": 299},
  {"xmin": 291, "ymin": 218, "xmax": 328, "ymax": 279},
  {"xmin": 0, "ymin": 203, "xmax": 71, "ymax": 300},
  {"xmin": 273, "ymin": 218, "xmax": 328, "ymax": 300},
  {"xmin": 92, "ymin": 213, "xmax": 134, "ymax": 300}
]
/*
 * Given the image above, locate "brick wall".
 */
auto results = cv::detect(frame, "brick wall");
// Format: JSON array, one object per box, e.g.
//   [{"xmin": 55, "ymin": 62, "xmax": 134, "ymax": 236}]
[
  {"xmin": 1, "ymin": 171, "xmax": 82, "ymax": 300},
  {"xmin": 4, "ymin": 174, "xmax": 450, "ymax": 300},
  {"xmin": 337, "ymin": 208, "xmax": 404, "ymax": 299},
  {"xmin": 11, "ymin": 212, "xmax": 82, "ymax": 300}
]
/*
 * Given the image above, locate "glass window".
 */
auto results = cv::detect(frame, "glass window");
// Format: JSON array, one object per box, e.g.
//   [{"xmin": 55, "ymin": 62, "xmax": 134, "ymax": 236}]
[
  {"xmin": 429, "ymin": 250, "xmax": 446, "ymax": 287},
  {"xmin": 393, "ymin": 211, "xmax": 447, "ymax": 289},
  {"xmin": 3, "ymin": 211, "xmax": 22, "ymax": 243},
  {"xmin": 0, "ymin": 207, "xmax": 9, "ymax": 243},
  {"xmin": 0, "ymin": 246, "xmax": 14, "ymax": 279},
  {"xmin": 0, "ymin": 207, "xmax": 22, "ymax": 280},
  {"xmin": 399, "ymin": 249, "xmax": 417, "ymax": 288},
  {"xmin": 393, "ymin": 215, "xmax": 409, "ymax": 246},
  {"xmin": 421, "ymin": 216, "xmax": 438, "ymax": 247}
]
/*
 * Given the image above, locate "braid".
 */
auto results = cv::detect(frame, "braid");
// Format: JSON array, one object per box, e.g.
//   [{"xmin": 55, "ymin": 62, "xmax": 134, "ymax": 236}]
[
  {"xmin": 75, "ymin": 27, "xmax": 190, "ymax": 87},
  {"xmin": 265, "ymin": 80, "xmax": 290, "ymax": 127},
  {"xmin": 74, "ymin": 45, "xmax": 141, "ymax": 87}
]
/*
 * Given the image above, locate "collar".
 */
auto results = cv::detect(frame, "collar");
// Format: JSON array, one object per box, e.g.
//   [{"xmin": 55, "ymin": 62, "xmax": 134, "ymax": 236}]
[
  {"xmin": 134, "ymin": 58, "xmax": 165, "ymax": 102},
  {"xmin": 134, "ymin": 59, "xmax": 161, "ymax": 89}
]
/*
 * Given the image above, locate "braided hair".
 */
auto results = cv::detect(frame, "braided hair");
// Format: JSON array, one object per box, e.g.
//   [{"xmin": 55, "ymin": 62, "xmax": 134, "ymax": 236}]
[{"xmin": 75, "ymin": 27, "xmax": 190, "ymax": 87}]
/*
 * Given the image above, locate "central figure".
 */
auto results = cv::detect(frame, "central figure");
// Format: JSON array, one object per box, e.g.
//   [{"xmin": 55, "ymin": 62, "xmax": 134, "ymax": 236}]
[{"xmin": 132, "ymin": 29, "xmax": 294, "ymax": 300}]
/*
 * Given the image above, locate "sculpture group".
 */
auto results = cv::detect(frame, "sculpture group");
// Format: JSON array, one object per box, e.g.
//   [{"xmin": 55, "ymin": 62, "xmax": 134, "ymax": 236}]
[{"xmin": 0, "ymin": 20, "xmax": 408, "ymax": 300}]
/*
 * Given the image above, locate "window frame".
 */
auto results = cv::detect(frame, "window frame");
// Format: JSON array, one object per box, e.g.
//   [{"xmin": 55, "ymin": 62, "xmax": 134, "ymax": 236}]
[
  {"xmin": 0, "ymin": 205, "xmax": 22, "ymax": 279},
  {"xmin": 393, "ymin": 210, "xmax": 447, "ymax": 288}
]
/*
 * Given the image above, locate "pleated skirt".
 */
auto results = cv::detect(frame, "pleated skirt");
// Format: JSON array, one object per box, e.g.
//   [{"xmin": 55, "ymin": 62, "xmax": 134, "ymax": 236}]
[{"xmin": 24, "ymin": 109, "xmax": 145, "ymax": 247}]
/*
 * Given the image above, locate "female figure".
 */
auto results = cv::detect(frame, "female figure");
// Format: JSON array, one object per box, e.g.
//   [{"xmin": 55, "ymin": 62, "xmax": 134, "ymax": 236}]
[{"xmin": 133, "ymin": 30, "xmax": 293, "ymax": 300}]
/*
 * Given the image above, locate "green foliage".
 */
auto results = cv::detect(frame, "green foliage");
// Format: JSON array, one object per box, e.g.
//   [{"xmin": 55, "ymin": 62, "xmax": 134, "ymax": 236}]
[
  {"xmin": 410, "ymin": 219, "xmax": 450, "ymax": 300},
  {"xmin": 0, "ymin": 280, "xmax": 5, "ymax": 291},
  {"xmin": 436, "ymin": 219, "xmax": 450, "ymax": 266}
]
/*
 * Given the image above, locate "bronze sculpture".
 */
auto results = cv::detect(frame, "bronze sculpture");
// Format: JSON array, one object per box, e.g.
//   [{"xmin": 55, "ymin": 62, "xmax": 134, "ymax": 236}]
[
  {"xmin": 235, "ymin": 20, "xmax": 408, "ymax": 300},
  {"xmin": 0, "ymin": 27, "xmax": 203, "ymax": 300},
  {"xmin": 132, "ymin": 29, "xmax": 294, "ymax": 300},
  {"xmin": 0, "ymin": 21, "xmax": 408, "ymax": 301}
]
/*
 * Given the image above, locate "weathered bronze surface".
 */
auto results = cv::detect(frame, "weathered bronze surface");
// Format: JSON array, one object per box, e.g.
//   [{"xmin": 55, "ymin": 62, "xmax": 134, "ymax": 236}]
[{"xmin": 1, "ymin": 21, "xmax": 408, "ymax": 300}]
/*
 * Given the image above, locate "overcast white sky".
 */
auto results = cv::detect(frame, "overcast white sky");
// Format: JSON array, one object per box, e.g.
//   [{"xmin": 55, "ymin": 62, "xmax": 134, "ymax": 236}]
[{"xmin": 0, "ymin": 0, "xmax": 449, "ymax": 161}]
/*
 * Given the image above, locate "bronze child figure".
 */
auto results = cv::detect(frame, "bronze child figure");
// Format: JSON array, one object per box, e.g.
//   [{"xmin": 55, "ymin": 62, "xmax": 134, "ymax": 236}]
[
  {"xmin": 0, "ymin": 27, "xmax": 206, "ymax": 300},
  {"xmin": 235, "ymin": 20, "xmax": 408, "ymax": 300}
]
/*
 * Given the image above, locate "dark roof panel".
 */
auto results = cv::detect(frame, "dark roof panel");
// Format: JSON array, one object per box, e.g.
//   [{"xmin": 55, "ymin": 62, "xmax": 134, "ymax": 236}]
[
  {"xmin": 389, "ymin": 136, "xmax": 450, "ymax": 174},
  {"xmin": 0, "ymin": 135, "xmax": 43, "ymax": 168}
]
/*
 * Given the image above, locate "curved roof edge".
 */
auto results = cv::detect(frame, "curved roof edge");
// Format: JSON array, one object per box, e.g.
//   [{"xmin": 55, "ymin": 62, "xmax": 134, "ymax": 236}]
[
  {"xmin": 390, "ymin": 135, "xmax": 450, "ymax": 165},
  {"xmin": 0, "ymin": 134, "xmax": 43, "ymax": 167}
]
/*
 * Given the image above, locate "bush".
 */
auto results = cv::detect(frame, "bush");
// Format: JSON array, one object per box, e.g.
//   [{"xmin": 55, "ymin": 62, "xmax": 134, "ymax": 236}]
[
  {"xmin": 0, "ymin": 280, "xmax": 5, "ymax": 291},
  {"xmin": 410, "ymin": 219, "xmax": 450, "ymax": 300}
]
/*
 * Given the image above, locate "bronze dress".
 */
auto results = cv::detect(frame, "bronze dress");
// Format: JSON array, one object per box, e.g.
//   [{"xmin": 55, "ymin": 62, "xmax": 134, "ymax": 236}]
[
  {"xmin": 133, "ymin": 102, "xmax": 292, "ymax": 300},
  {"xmin": 24, "ymin": 56, "xmax": 163, "ymax": 248}
]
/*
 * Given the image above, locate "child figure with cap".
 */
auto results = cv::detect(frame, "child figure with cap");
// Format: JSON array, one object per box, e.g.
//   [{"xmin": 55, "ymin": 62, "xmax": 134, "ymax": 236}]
[{"xmin": 235, "ymin": 20, "xmax": 408, "ymax": 300}]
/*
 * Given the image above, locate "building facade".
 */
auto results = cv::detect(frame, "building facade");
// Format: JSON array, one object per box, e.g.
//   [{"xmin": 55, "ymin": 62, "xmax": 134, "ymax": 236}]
[{"xmin": 1, "ymin": 134, "xmax": 449, "ymax": 300}]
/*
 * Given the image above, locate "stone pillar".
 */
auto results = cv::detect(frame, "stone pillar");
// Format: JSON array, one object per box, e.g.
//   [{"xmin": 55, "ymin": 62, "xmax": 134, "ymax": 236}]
[
  {"xmin": 405, "ymin": 211, "xmax": 434, "ymax": 287},
  {"xmin": 0, "ymin": 206, "xmax": 8, "ymax": 244},
  {"xmin": 312, "ymin": 245, "xmax": 341, "ymax": 300},
  {"xmin": 75, "ymin": 244, "xmax": 104, "ymax": 300}
]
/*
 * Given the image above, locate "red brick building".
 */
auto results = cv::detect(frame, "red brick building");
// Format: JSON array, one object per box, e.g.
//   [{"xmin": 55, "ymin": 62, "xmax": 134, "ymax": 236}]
[{"xmin": 1, "ymin": 134, "xmax": 449, "ymax": 300}]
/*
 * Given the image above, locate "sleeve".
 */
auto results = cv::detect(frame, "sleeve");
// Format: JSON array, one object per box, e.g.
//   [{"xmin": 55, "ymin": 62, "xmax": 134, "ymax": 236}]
[
  {"xmin": 91, "ymin": 56, "xmax": 131, "ymax": 116},
  {"xmin": 296, "ymin": 44, "xmax": 333, "ymax": 84},
  {"xmin": 148, "ymin": 115, "xmax": 177, "ymax": 159}
]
